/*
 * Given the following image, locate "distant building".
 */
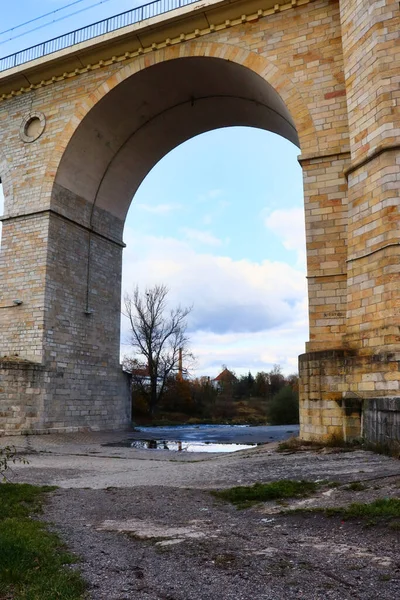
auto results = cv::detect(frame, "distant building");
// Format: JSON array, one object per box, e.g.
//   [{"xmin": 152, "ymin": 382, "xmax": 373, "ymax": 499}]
[
  {"xmin": 131, "ymin": 366, "xmax": 151, "ymax": 386},
  {"xmin": 212, "ymin": 368, "xmax": 237, "ymax": 391}
]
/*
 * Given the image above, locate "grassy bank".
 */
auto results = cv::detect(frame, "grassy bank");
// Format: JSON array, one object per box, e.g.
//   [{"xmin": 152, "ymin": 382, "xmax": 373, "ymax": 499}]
[{"xmin": 0, "ymin": 483, "xmax": 86, "ymax": 600}]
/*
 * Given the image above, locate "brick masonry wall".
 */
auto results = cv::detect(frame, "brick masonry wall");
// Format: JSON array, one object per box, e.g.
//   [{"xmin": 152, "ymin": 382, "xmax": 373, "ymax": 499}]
[
  {"xmin": 339, "ymin": 0, "xmax": 400, "ymax": 161},
  {"xmin": 0, "ymin": 0, "xmax": 351, "ymax": 434},
  {"xmin": 0, "ymin": 0, "xmax": 398, "ymax": 436},
  {"xmin": 299, "ymin": 348, "xmax": 400, "ymax": 440},
  {"xmin": 0, "ymin": 359, "xmax": 131, "ymax": 434},
  {"xmin": 0, "ymin": 360, "xmax": 46, "ymax": 433},
  {"xmin": 0, "ymin": 215, "xmax": 48, "ymax": 361},
  {"xmin": 301, "ymin": 152, "xmax": 350, "ymax": 351},
  {"xmin": 338, "ymin": 0, "xmax": 400, "ymax": 411},
  {"xmin": 299, "ymin": 350, "xmax": 346, "ymax": 439}
]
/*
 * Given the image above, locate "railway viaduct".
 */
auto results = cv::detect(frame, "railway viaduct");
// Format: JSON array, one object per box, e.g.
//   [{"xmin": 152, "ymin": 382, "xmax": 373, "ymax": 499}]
[{"xmin": 0, "ymin": 0, "xmax": 399, "ymax": 439}]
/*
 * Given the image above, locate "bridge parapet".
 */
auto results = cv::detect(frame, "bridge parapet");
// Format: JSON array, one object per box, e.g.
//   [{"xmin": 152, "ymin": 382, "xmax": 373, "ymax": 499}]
[{"xmin": 0, "ymin": 0, "xmax": 207, "ymax": 72}]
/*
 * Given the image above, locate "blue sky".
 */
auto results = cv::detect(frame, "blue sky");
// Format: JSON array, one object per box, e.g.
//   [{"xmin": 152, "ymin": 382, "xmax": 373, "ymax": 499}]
[
  {"xmin": 0, "ymin": 1, "xmax": 308, "ymax": 377},
  {"xmin": 0, "ymin": 1, "xmax": 144, "ymax": 56}
]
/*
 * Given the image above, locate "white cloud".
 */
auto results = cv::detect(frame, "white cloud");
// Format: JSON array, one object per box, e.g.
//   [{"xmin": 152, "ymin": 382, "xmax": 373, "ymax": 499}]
[
  {"xmin": 121, "ymin": 228, "xmax": 308, "ymax": 375},
  {"xmin": 264, "ymin": 207, "xmax": 306, "ymax": 266},
  {"xmin": 191, "ymin": 326, "xmax": 307, "ymax": 377},
  {"xmin": 181, "ymin": 227, "xmax": 223, "ymax": 247},
  {"xmin": 134, "ymin": 202, "xmax": 182, "ymax": 214}
]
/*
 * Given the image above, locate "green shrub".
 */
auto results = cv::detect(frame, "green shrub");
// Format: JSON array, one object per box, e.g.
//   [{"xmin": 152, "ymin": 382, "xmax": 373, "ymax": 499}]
[{"xmin": 268, "ymin": 386, "xmax": 299, "ymax": 425}]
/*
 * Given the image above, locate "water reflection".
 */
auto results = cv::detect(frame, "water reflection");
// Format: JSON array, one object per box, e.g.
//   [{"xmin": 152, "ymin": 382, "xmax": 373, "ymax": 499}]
[{"xmin": 129, "ymin": 439, "xmax": 256, "ymax": 453}]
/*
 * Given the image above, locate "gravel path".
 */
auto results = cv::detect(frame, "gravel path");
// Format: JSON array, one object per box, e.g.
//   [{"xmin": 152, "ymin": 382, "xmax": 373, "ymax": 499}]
[
  {"xmin": 44, "ymin": 485, "xmax": 400, "ymax": 600},
  {"xmin": 3, "ymin": 432, "xmax": 400, "ymax": 599}
]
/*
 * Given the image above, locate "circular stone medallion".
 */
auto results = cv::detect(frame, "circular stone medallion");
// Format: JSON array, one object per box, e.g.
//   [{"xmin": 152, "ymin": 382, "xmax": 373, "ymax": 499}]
[{"xmin": 20, "ymin": 112, "xmax": 46, "ymax": 143}]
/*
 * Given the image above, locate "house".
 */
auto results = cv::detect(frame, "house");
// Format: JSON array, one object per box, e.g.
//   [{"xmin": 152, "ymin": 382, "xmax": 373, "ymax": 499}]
[
  {"xmin": 131, "ymin": 366, "xmax": 151, "ymax": 386},
  {"xmin": 212, "ymin": 368, "xmax": 237, "ymax": 391}
]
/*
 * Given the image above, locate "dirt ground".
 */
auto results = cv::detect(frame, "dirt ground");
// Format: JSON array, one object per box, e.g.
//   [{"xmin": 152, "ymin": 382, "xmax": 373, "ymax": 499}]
[{"xmin": 3, "ymin": 431, "xmax": 400, "ymax": 599}]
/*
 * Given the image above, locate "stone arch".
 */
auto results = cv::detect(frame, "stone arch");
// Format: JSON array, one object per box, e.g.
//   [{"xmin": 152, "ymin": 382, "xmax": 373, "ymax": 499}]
[
  {"xmin": 81, "ymin": 42, "xmax": 316, "ymax": 147},
  {"xmin": 44, "ymin": 41, "xmax": 317, "ymax": 210},
  {"xmin": 48, "ymin": 41, "xmax": 317, "ymax": 237}
]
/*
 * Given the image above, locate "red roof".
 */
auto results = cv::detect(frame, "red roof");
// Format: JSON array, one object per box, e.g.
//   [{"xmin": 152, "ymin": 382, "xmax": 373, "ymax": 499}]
[
  {"xmin": 132, "ymin": 367, "xmax": 149, "ymax": 377},
  {"xmin": 213, "ymin": 368, "xmax": 237, "ymax": 382}
]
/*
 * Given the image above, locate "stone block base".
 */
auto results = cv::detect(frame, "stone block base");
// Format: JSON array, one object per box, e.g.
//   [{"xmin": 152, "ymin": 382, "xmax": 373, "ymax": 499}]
[
  {"xmin": 299, "ymin": 349, "xmax": 400, "ymax": 442},
  {"xmin": 0, "ymin": 358, "xmax": 131, "ymax": 435},
  {"xmin": 299, "ymin": 349, "xmax": 356, "ymax": 441}
]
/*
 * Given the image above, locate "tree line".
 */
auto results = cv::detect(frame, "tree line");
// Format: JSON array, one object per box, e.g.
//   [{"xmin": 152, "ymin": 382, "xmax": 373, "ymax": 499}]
[
  {"xmin": 131, "ymin": 365, "xmax": 299, "ymax": 425},
  {"xmin": 123, "ymin": 285, "xmax": 299, "ymax": 425}
]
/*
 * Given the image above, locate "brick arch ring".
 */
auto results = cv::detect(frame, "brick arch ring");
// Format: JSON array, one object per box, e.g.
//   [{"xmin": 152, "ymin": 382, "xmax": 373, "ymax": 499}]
[{"xmin": 43, "ymin": 40, "xmax": 318, "ymax": 197}]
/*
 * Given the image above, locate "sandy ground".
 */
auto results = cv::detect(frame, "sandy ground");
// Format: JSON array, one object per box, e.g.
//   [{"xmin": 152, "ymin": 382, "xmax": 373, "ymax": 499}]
[{"xmin": 2, "ymin": 431, "xmax": 400, "ymax": 599}]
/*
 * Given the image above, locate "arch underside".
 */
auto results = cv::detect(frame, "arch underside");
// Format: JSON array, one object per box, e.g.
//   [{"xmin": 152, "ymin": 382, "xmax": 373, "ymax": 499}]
[{"xmin": 54, "ymin": 56, "xmax": 299, "ymax": 234}]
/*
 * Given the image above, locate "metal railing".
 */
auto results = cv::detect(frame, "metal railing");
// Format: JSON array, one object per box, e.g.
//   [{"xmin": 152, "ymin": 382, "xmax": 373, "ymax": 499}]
[{"xmin": 0, "ymin": 0, "xmax": 202, "ymax": 72}]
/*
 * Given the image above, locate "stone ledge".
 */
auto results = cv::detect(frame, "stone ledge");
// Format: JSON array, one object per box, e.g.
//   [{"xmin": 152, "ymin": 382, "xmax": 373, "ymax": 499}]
[
  {"xmin": 0, "ymin": 423, "xmax": 132, "ymax": 436},
  {"xmin": 0, "ymin": 357, "xmax": 45, "ymax": 371},
  {"xmin": 299, "ymin": 348, "xmax": 353, "ymax": 363}
]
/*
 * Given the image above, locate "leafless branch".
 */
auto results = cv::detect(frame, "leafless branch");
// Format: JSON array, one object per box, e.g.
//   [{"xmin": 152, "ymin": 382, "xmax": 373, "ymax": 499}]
[{"xmin": 123, "ymin": 285, "xmax": 193, "ymax": 413}]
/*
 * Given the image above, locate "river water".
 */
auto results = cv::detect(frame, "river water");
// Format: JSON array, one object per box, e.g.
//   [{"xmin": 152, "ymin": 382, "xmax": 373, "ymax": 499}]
[{"xmin": 104, "ymin": 424, "xmax": 299, "ymax": 453}]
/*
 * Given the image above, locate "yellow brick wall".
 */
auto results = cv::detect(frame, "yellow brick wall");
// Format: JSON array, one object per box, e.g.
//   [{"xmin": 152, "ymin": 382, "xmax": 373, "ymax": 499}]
[{"xmin": 0, "ymin": 0, "xmax": 398, "ymax": 436}]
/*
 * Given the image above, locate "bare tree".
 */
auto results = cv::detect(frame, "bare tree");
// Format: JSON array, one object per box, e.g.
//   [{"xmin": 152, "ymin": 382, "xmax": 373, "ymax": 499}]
[{"xmin": 123, "ymin": 285, "xmax": 193, "ymax": 414}]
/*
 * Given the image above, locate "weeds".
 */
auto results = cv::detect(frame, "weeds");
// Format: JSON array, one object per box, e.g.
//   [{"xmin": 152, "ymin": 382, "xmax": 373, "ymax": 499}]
[
  {"xmin": 342, "ymin": 497, "xmax": 400, "ymax": 521},
  {"xmin": 291, "ymin": 498, "xmax": 400, "ymax": 528},
  {"xmin": 276, "ymin": 434, "xmax": 354, "ymax": 453},
  {"xmin": 364, "ymin": 439, "xmax": 400, "ymax": 460},
  {"xmin": 276, "ymin": 437, "xmax": 312, "ymax": 452},
  {"xmin": 0, "ymin": 445, "xmax": 28, "ymax": 481},
  {"xmin": 214, "ymin": 553, "xmax": 237, "ymax": 568},
  {"xmin": 343, "ymin": 482, "xmax": 368, "ymax": 492},
  {"xmin": 278, "ymin": 434, "xmax": 400, "ymax": 460},
  {"xmin": 212, "ymin": 479, "xmax": 318, "ymax": 508}
]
